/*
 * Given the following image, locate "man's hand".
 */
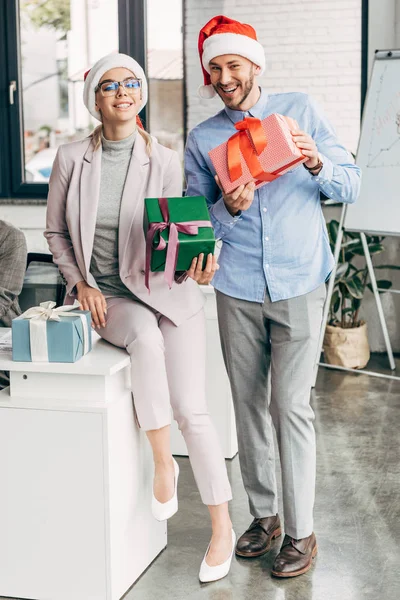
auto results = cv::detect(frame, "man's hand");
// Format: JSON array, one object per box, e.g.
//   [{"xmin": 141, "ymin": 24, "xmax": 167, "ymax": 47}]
[
  {"xmin": 187, "ymin": 253, "xmax": 219, "ymax": 285},
  {"xmin": 215, "ymin": 175, "xmax": 255, "ymax": 216},
  {"xmin": 291, "ymin": 130, "xmax": 320, "ymax": 169},
  {"xmin": 76, "ymin": 280, "xmax": 107, "ymax": 329}
]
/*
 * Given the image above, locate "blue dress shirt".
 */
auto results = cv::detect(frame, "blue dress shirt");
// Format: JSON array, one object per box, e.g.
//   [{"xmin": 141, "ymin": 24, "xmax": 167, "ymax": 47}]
[{"xmin": 184, "ymin": 89, "xmax": 361, "ymax": 303}]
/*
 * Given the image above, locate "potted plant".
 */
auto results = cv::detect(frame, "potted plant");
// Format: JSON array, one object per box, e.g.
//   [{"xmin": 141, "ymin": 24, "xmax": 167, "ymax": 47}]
[{"xmin": 323, "ymin": 219, "xmax": 399, "ymax": 369}]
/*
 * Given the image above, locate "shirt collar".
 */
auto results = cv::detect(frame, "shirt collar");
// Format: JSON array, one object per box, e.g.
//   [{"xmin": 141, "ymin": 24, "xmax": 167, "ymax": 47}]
[{"xmin": 224, "ymin": 88, "xmax": 269, "ymax": 124}]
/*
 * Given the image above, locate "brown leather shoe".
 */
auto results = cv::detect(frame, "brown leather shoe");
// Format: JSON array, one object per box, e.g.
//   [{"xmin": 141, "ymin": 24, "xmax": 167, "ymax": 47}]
[
  {"xmin": 235, "ymin": 515, "xmax": 282, "ymax": 558},
  {"xmin": 271, "ymin": 533, "xmax": 317, "ymax": 577}
]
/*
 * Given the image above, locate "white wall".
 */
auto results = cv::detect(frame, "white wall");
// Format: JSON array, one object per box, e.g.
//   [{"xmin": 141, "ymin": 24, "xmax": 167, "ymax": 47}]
[{"xmin": 185, "ymin": 0, "xmax": 361, "ymax": 153}]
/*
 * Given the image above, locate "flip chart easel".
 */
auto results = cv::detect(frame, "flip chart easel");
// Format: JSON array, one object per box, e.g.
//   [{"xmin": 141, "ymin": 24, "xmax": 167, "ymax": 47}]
[{"xmin": 313, "ymin": 50, "xmax": 400, "ymax": 384}]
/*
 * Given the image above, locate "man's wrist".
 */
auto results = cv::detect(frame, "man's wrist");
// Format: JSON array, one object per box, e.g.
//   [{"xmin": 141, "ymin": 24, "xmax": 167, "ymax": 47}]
[
  {"xmin": 304, "ymin": 156, "xmax": 323, "ymax": 176},
  {"xmin": 310, "ymin": 164, "xmax": 323, "ymax": 176},
  {"xmin": 224, "ymin": 201, "xmax": 240, "ymax": 217}
]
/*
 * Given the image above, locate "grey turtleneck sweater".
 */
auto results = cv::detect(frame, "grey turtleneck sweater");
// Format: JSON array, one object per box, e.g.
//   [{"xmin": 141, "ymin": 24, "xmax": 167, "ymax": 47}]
[{"xmin": 90, "ymin": 131, "xmax": 137, "ymax": 298}]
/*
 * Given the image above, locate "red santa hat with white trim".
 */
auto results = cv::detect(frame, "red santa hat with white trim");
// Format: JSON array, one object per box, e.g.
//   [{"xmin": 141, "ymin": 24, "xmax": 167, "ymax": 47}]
[{"xmin": 198, "ymin": 15, "xmax": 265, "ymax": 99}]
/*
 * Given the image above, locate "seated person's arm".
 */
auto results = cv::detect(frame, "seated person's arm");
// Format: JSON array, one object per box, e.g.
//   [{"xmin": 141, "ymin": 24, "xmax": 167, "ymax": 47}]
[{"xmin": 0, "ymin": 222, "xmax": 27, "ymax": 326}]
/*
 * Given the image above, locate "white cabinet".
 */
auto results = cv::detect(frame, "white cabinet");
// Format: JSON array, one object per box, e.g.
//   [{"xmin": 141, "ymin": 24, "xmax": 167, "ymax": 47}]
[{"xmin": 0, "ymin": 335, "xmax": 166, "ymax": 600}]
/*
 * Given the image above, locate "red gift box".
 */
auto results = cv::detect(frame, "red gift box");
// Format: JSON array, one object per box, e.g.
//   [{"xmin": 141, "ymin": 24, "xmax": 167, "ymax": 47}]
[{"xmin": 208, "ymin": 114, "xmax": 307, "ymax": 194}]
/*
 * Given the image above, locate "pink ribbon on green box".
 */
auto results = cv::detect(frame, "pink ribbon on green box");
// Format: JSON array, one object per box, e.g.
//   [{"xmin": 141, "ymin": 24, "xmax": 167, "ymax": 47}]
[{"xmin": 145, "ymin": 197, "xmax": 212, "ymax": 291}]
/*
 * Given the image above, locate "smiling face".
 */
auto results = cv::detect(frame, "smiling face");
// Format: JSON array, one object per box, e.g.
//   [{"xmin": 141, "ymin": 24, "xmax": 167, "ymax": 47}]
[
  {"xmin": 208, "ymin": 54, "xmax": 261, "ymax": 110},
  {"xmin": 94, "ymin": 67, "xmax": 142, "ymax": 125}
]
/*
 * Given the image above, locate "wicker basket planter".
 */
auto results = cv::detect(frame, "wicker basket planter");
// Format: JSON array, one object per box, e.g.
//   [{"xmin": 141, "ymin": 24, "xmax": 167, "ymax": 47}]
[{"xmin": 323, "ymin": 321, "xmax": 370, "ymax": 369}]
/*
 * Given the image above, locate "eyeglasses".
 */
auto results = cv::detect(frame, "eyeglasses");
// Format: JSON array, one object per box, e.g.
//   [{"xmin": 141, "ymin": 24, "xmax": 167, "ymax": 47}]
[{"xmin": 95, "ymin": 77, "xmax": 142, "ymax": 97}]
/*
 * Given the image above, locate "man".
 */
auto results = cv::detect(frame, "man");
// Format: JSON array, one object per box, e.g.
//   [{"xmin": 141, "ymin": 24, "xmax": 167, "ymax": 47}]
[
  {"xmin": 0, "ymin": 220, "xmax": 27, "ymax": 388},
  {"xmin": 185, "ymin": 15, "xmax": 360, "ymax": 578}
]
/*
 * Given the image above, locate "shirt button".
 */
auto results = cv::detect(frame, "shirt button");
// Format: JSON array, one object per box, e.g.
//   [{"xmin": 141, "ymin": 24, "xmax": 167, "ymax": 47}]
[
  {"xmin": 263, "ymin": 208, "xmax": 267, "ymax": 213},
  {"xmin": 315, "ymin": 178, "xmax": 320, "ymax": 182},
  {"xmin": 265, "ymin": 264, "xmax": 270, "ymax": 268},
  {"xmin": 265, "ymin": 236, "xmax": 269, "ymax": 241}
]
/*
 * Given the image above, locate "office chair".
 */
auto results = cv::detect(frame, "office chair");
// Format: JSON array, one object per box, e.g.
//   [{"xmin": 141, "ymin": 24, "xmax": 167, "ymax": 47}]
[{"xmin": 19, "ymin": 252, "xmax": 66, "ymax": 312}]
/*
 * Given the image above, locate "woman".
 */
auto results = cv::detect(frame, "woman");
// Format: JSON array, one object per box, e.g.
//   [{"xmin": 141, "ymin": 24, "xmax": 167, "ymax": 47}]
[{"xmin": 44, "ymin": 53, "xmax": 234, "ymax": 583}]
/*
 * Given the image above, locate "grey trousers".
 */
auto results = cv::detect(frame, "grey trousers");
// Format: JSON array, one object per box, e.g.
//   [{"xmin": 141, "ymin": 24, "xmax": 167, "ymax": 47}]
[{"xmin": 216, "ymin": 284, "xmax": 326, "ymax": 539}]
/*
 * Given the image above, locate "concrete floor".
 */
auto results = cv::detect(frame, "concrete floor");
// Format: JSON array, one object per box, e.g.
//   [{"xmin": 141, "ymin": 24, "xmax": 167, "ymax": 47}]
[
  {"xmin": 1, "ymin": 362, "xmax": 399, "ymax": 600},
  {"xmin": 126, "ymin": 362, "xmax": 400, "ymax": 600}
]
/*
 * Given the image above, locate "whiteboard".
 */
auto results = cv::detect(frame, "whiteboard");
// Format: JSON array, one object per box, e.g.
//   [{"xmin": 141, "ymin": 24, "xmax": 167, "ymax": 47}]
[{"xmin": 344, "ymin": 50, "xmax": 400, "ymax": 236}]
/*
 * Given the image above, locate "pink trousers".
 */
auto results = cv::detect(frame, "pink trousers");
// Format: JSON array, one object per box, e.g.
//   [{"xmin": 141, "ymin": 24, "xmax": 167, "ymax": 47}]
[{"xmin": 96, "ymin": 295, "xmax": 232, "ymax": 506}]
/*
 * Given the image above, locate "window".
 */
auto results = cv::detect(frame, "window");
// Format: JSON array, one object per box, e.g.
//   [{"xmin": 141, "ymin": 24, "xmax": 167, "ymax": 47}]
[
  {"xmin": 147, "ymin": 0, "xmax": 184, "ymax": 160},
  {"xmin": 57, "ymin": 58, "xmax": 69, "ymax": 120},
  {"xmin": 0, "ymin": 0, "xmax": 147, "ymax": 199}
]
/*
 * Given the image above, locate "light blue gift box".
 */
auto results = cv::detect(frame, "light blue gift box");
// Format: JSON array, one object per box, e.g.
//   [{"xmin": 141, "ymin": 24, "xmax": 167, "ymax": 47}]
[{"xmin": 12, "ymin": 310, "xmax": 92, "ymax": 363}]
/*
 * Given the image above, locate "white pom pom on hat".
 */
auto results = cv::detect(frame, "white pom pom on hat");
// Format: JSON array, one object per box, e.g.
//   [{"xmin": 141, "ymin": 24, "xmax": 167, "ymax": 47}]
[
  {"xmin": 198, "ymin": 15, "xmax": 265, "ymax": 99},
  {"xmin": 83, "ymin": 52, "xmax": 148, "ymax": 121},
  {"xmin": 198, "ymin": 82, "xmax": 218, "ymax": 100}
]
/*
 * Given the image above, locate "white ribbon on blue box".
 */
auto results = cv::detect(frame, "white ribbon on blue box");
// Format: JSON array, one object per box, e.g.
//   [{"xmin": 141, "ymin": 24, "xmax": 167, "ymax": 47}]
[{"xmin": 12, "ymin": 300, "xmax": 92, "ymax": 363}]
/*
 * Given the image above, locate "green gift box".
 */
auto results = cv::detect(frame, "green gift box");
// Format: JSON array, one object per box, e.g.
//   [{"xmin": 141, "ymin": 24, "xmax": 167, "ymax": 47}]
[{"xmin": 144, "ymin": 196, "xmax": 215, "ymax": 287}]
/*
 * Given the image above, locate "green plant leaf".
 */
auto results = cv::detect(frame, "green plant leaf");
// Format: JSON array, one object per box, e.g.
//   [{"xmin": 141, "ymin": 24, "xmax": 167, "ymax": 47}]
[
  {"xmin": 341, "ymin": 239, "xmax": 361, "ymax": 248},
  {"xmin": 335, "ymin": 262, "xmax": 349, "ymax": 279},
  {"xmin": 334, "ymin": 297, "xmax": 341, "ymax": 314},
  {"xmin": 342, "ymin": 274, "xmax": 364, "ymax": 299},
  {"xmin": 327, "ymin": 220, "xmax": 339, "ymax": 245},
  {"xmin": 367, "ymin": 280, "xmax": 393, "ymax": 293},
  {"xmin": 375, "ymin": 264, "xmax": 400, "ymax": 270},
  {"xmin": 338, "ymin": 281, "xmax": 350, "ymax": 298},
  {"xmin": 345, "ymin": 231, "xmax": 360, "ymax": 239},
  {"xmin": 377, "ymin": 280, "xmax": 393, "ymax": 289},
  {"xmin": 351, "ymin": 243, "xmax": 385, "ymax": 256},
  {"xmin": 344, "ymin": 244, "xmax": 364, "ymax": 260},
  {"xmin": 330, "ymin": 290, "xmax": 340, "ymax": 314},
  {"xmin": 351, "ymin": 268, "xmax": 367, "ymax": 277}
]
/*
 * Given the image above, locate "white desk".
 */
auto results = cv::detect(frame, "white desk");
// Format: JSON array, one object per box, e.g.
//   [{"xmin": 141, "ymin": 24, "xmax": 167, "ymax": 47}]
[
  {"xmin": 170, "ymin": 286, "xmax": 238, "ymax": 459},
  {"xmin": 0, "ymin": 331, "xmax": 166, "ymax": 600}
]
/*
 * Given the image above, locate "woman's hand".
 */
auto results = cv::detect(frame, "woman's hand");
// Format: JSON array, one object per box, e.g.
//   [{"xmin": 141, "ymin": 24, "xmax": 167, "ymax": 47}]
[
  {"xmin": 76, "ymin": 280, "xmax": 107, "ymax": 328},
  {"xmin": 187, "ymin": 253, "xmax": 219, "ymax": 285}
]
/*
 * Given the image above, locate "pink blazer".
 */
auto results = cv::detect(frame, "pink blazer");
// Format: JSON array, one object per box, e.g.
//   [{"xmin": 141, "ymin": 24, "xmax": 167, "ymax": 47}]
[{"xmin": 44, "ymin": 133, "xmax": 204, "ymax": 326}]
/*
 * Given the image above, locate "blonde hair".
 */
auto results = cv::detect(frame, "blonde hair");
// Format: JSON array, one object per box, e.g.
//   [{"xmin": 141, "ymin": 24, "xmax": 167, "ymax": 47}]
[{"xmin": 90, "ymin": 122, "xmax": 152, "ymax": 155}]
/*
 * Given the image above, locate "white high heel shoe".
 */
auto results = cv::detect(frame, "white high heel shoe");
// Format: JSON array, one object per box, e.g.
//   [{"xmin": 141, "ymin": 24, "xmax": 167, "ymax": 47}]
[
  {"xmin": 151, "ymin": 458, "xmax": 179, "ymax": 521},
  {"xmin": 199, "ymin": 529, "xmax": 236, "ymax": 583}
]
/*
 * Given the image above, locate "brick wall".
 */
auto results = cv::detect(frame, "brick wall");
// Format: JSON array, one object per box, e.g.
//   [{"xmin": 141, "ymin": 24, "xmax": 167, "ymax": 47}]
[{"xmin": 185, "ymin": 0, "xmax": 361, "ymax": 153}]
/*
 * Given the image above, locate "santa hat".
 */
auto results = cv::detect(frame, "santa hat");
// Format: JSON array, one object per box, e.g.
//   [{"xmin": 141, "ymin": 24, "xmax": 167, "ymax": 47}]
[
  {"xmin": 198, "ymin": 15, "xmax": 265, "ymax": 99},
  {"xmin": 83, "ymin": 52, "xmax": 148, "ymax": 122}
]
